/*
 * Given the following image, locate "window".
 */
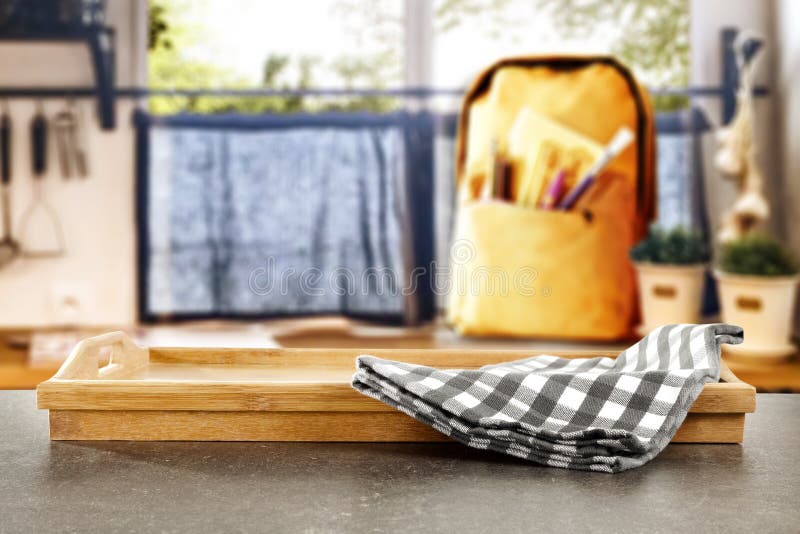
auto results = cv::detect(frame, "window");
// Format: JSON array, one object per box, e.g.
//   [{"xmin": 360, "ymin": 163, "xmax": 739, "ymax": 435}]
[
  {"xmin": 432, "ymin": 0, "xmax": 689, "ymax": 112},
  {"xmin": 140, "ymin": 0, "xmax": 692, "ymax": 322},
  {"xmin": 142, "ymin": 3, "xmax": 432, "ymax": 322},
  {"xmin": 148, "ymin": 0, "xmax": 405, "ymax": 113},
  {"xmin": 149, "ymin": 1, "xmax": 689, "ymax": 108}
]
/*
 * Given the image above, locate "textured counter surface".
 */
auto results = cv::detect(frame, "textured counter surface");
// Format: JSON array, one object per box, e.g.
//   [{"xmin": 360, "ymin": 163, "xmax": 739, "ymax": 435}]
[{"xmin": 1, "ymin": 391, "xmax": 798, "ymax": 533}]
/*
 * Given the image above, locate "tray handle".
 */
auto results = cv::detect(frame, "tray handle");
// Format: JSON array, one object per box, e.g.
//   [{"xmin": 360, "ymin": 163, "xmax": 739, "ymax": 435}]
[{"xmin": 53, "ymin": 331, "xmax": 148, "ymax": 380}]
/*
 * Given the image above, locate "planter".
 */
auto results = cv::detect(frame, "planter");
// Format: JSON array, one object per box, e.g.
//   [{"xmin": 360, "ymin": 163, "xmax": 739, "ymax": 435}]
[
  {"xmin": 634, "ymin": 263, "xmax": 706, "ymax": 333},
  {"xmin": 714, "ymin": 271, "xmax": 799, "ymax": 361}
]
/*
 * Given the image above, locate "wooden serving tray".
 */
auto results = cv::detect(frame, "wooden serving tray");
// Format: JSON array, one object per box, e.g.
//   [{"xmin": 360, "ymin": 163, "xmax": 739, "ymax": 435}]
[{"xmin": 37, "ymin": 332, "xmax": 756, "ymax": 442}]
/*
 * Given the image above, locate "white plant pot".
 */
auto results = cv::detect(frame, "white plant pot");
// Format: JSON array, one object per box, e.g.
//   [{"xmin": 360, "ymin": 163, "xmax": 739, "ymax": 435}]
[
  {"xmin": 714, "ymin": 271, "xmax": 799, "ymax": 361},
  {"xmin": 634, "ymin": 263, "xmax": 706, "ymax": 333}
]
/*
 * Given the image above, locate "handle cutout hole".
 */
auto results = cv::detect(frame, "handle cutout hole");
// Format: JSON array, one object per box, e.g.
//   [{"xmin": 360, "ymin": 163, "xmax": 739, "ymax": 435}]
[{"xmin": 96, "ymin": 345, "xmax": 112, "ymax": 369}]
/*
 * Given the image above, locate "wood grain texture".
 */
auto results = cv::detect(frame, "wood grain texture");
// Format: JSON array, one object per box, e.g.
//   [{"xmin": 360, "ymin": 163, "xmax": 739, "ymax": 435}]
[
  {"xmin": 37, "ymin": 375, "xmax": 755, "ymax": 413},
  {"xmin": 38, "ymin": 336, "xmax": 756, "ymax": 413},
  {"xmin": 725, "ymin": 356, "xmax": 800, "ymax": 392},
  {"xmin": 38, "ymin": 332, "xmax": 756, "ymax": 442},
  {"xmin": 48, "ymin": 410, "xmax": 746, "ymax": 443},
  {"xmin": 147, "ymin": 346, "xmax": 622, "ymax": 366},
  {"xmin": 671, "ymin": 413, "xmax": 746, "ymax": 443}
]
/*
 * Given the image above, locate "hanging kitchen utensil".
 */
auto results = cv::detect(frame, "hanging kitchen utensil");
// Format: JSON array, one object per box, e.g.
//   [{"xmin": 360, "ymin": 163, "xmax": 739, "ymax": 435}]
[
  {"xmin": 52, "ymin": 98, "xmax": 89, "ymax": 180},
  {"xmin": 0, "ymin": 100, "xmax": 20, "ymax": 267},
  {"xmin": 71, "ymin": 98, "xmax": 89, "ymax": 178},
  {"xmin": 53, "ymin": 104, "xmax": 76, "ymax": 179},
  {"xmin": 19, "ymin": 102, "xmax": 66, "ymax": 258}
]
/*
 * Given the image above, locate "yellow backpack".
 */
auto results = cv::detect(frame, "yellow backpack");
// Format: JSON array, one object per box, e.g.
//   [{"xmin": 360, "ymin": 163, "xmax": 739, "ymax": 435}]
[{"xmin": 447, "ymin": 56, "xmax": 656, "ymax": 340}]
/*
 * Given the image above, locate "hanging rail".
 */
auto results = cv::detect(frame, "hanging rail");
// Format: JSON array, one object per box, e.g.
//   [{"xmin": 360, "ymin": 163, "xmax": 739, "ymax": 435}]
[
  {"xmin": 0, "ymin": 85, "xmax": 769, "ymax": 99},
  {"xmin": 0, "ymin": 27, "xmax": 768, "ymax": 127}
]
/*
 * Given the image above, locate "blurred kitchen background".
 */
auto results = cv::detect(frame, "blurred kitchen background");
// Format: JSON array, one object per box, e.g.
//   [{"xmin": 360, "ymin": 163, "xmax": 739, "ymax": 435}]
[{"xmin": 0, "ymin": 0, "xmax": 799, "ymax": 391}]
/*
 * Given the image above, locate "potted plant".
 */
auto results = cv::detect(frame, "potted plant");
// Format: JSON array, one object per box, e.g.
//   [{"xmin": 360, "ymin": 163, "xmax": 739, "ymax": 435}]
[
  {"xmin": 630, "ymin": 226, "xmax": 710, "ymax": 333},
  {"xmin": 714, "ymin": 235, "xmax": 799, "ymax": 360}
]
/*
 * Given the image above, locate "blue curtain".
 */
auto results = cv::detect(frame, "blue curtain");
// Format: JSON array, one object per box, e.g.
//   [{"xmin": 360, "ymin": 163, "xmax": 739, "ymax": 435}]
[
  {"xmin": 654, "ymin": 107, "xmax": 713, "ymax": 232},
  {"xmin": 135, "ymin": 111, "xmax": 435, "ymax": 323}
]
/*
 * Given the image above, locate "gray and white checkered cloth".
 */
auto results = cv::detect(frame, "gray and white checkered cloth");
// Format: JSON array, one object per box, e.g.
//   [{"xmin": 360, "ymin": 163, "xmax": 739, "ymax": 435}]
[{"xmin": 352, "ymin": 323, "xmax": 743, "ymax": 473}]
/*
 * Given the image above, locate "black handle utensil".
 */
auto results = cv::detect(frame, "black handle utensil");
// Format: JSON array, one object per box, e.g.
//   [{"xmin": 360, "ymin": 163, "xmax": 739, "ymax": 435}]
[
  {"xmin": 31, "ymin": 104, "xmax": 47, "ymax": 177},
  {"xmin": 0, "ymin": 100, "xmax": 20, "ymax": 267},
  {"xmin": 1, "ymin": 104, "xmax": 9, "ymax": 185},
  {"xmin": 19, "ymin": 102, "xmax": 66, "ymax": 258}
]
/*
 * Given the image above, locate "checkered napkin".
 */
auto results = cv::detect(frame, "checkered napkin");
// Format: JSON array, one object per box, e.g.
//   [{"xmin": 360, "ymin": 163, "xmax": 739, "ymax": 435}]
[{"xmin": 352, "ymin": 323, "xmax": 743, "ymax": 473}]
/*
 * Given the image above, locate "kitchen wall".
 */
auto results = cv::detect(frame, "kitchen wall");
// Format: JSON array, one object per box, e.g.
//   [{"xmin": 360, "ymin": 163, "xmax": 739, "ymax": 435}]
[
  {"xmin": 689, "ymin": 0, "xmax": 780, "ymax": 243},
  {"xmin": 775, "ymin": 0, "xmax": 800, "ymax": 252},
  {"xmin": 0, "ymin": 1, "xmax": 144, "ymax": 327},
  {"xmin": 775, "ymin": 0, "xmax": 800, "ymax": 331},
  {"xmin": 0, "ymin": 1, "xmax": 796, "ymax": 328}
]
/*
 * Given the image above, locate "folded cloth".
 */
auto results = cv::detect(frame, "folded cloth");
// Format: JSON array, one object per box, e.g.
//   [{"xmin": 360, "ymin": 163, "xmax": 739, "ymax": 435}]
[{"xmin": 352, "ymin": 323, "xmax": 743, "ymax": 473}]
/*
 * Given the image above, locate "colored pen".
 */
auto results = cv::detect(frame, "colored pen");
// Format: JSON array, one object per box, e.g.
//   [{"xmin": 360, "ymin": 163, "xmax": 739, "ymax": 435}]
[
  {"xmin": 558, "ymin": 127, "xmax": 634, "ymax": 210},
  {"xmin": 538, "ymin": 169, "xmax": 567, "ymax": 210}
]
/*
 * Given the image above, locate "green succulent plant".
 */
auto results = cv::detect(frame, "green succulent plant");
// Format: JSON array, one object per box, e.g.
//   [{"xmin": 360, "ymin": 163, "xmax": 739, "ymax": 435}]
[
  {"xmin": 630, "ymin": 226, "xmax": 710, "ymax": 265},
  {"xmin": 718, "ymin": 234, "xmax": 799, "ymax": 277}
]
